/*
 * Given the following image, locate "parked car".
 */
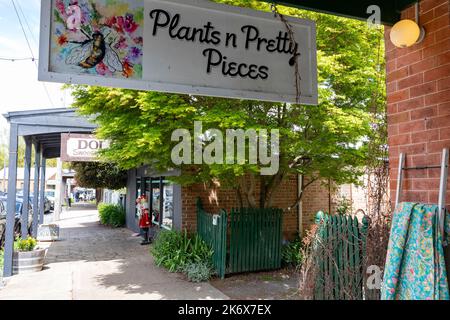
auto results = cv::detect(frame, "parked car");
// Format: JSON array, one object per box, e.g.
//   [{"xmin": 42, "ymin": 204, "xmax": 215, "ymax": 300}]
[
  {"xmin": 25, "ymin": 194, "xmax": 51, "ymax": 214},
  {"xmin": 36, "ymin": 195, "xmax": 51, "ymax": 214},
  {"xmin": 0, "ymin": 197, "xmax": 33, "ymax": 249},
  {"xmin": 45, "ymin": 190, "xmax": 55, "ymax": 210}
]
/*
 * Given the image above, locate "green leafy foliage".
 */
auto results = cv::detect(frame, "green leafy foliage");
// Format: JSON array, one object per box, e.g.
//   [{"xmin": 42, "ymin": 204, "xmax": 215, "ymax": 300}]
[
  {"xmin": 71, "ymin": 0, "xmax": 386, "ymax": 208},
  {"xmin": 98, "ymin": 203, "xmax": 126, "ymax": 228},
  {"xmin": 72, "ymin": 162, "xmax": 127, "ymax": 190},
  {"xmin": 282, "ymin": 237, "xmax": 303, "ymax": 268},
  {"xmin": 14, "ymin": 237, "xmax": 37, "ymax": 252},
  {"xmin": 151, "ymin": 230, "xmax": 213, "ymax": 274},
  {"xmin": 183, "ymin": 261, "xmax": 215, "ymax": 283},
  {"xmin": 336, "ymin": 196, "xmax": 353, "ymax": 215}
]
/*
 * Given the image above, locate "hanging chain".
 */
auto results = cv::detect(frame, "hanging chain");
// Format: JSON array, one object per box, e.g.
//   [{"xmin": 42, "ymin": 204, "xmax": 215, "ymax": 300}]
[{"xmin": 271, "ymin": 3, "xmax": 301, "ymax": 104}]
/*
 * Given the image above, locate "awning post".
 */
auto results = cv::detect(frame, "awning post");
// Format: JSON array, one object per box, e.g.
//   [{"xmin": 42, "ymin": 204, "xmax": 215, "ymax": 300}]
[
  {"xmin": 39, "ymin": 156, "xmax": 47, "ymax": 225},
  {"xmin": 21, "ymin": 137, "xmax": 32, "ymax": 238},
  {"xmin": 32, "ymin": 142, "xmax": 41, "ymax": 238},
  {"xmin": 3, "ymin": 124, "xmax": 19, "ymax": 278}
]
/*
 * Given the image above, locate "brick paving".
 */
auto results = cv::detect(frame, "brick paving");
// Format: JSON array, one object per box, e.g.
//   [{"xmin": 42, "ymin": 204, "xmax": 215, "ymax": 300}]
[{"xmin": 0, "ymin": 204, "xmax": 228, "ymax": 300}]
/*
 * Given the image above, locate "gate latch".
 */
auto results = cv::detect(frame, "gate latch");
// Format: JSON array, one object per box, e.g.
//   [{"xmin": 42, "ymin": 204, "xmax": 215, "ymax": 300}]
[{"xmin": 213, "ymin": 215, "xmax": 219, "ymax": 226}]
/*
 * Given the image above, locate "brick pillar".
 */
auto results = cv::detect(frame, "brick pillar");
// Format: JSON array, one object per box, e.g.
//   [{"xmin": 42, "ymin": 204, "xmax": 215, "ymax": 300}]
[{"xmin": 386, "ymin": 0, "xmax": 450, "ymax": 206}]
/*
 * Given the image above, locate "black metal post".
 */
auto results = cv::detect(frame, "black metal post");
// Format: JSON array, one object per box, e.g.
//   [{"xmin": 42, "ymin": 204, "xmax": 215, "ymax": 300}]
[{"xmin": 159, "ymin": 177, "xmax": 164, "ymax": 228}]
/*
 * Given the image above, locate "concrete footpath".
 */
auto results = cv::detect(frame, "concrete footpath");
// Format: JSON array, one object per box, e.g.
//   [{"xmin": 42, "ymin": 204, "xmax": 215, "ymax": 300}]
[{"xmin": 0, "ymin": 205, "xmax": 228, "ymax": 300}]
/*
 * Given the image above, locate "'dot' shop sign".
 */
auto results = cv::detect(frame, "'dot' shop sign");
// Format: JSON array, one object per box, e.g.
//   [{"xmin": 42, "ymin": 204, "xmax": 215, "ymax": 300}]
[
  {"xmin": 39, "ymin": 0, "xmax": 318, "ymax": 104},
  {"xmin": 61, "ymin": 134, "xmax": 110, "ymax": 162}
]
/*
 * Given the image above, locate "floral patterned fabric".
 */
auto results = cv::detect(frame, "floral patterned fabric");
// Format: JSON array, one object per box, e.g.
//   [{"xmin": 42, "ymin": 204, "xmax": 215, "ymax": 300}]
[{"xmin": 381, "ymin": 202, "xmax": 450, "ymax": 300}]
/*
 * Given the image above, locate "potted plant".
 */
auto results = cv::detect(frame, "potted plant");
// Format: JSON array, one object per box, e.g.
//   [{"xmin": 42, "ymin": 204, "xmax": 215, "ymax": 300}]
[{"xmin": 12, "ymin": 236, "xmax": 46, "ymax": 275}]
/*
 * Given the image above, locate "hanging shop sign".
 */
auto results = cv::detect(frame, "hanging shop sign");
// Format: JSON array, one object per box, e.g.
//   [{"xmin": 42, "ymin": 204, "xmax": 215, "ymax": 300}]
[
  {"xmin": 61, "ymin": 133, "xmax": 110, "ymax": 162},
  {"xmin": 39, "ymin": 0, "xmax": 317, "ymax": 104}
]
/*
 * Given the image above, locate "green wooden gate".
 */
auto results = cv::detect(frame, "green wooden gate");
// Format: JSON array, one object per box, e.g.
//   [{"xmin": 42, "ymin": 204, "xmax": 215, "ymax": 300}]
[
  {"xmin": 229, "ymin": 207, "xmax": 283, "ymax": 274},
  {"xmin": 196, "ymin": 199, "xmax": 283, "ymax": 278},
  {"xmin": 313, "ymin": 211, "xmax": 369, "ymax": 300},
  {"xmin": 197, "ymin": 199, "xmax": 227, "ymax": 279}
]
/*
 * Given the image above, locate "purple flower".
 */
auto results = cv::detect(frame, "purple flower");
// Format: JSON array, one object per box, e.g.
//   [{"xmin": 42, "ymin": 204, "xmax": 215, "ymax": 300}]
[{"xmin": 129, "ymin": 47, "xmax": 142, "ymax": 60}]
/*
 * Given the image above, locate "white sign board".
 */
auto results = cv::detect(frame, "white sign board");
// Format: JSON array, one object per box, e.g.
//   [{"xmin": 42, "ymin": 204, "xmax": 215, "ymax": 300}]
[
  {"xmin": 61, "ymin": 134, "xmax": 110, "ymax": 162},
  {"xmin": 39, "ymin": 0, "xmax": 317, "ymax": 104}
]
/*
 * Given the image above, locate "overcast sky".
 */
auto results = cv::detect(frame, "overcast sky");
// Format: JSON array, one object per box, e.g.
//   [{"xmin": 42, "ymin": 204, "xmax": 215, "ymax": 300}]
[{"xmin": 0, "ymin": 0, "xmax": 72, "ymax": 120}]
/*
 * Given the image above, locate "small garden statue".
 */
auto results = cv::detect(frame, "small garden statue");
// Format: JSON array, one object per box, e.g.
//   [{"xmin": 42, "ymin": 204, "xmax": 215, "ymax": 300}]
[{"xmin": 136, "ymin": 195, "xmax": 152, "ymax": 245}]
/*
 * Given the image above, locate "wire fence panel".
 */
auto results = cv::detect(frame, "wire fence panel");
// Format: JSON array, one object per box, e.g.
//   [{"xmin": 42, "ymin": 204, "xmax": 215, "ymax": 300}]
[{"xmin": 313, "ymin": 212, "xmax": 369, "ymax": 300}]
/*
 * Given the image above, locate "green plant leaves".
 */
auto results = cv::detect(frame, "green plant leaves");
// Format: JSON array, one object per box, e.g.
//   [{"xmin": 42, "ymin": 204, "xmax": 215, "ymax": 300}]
[
  {"xmin": 98, "ymin": 203, "xmax": 126, "ymax": 228},
  {"xmin": 151, "ymin": 230, "xmax": 214, "ymax": 278},
  {"xmin": 281, "ymin": 237, "xmax": 303, "ymax": 268},
  {"xmin": 14, "ymin": 236, "xmax": 37, "ymax": 252},
  {"xmin": 183, "ymin": 262, "xmax": 214, "ymax": 283}
]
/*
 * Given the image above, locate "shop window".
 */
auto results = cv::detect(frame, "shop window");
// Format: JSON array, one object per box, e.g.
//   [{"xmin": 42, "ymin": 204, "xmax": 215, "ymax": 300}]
[
  {"xmin": 162, "ymin": 182, "xmax": 174, "ymax": 230},
  {"xmin": 136, "ymin": 176, "xmax": 174, "ymax": 230},
  {"xmin": 135, "ymin": 178, "xmax": 142, "ymax": 218},
  {"xmin": 149, "ymin": 178, "xmax": 161, "ymax": 226}
]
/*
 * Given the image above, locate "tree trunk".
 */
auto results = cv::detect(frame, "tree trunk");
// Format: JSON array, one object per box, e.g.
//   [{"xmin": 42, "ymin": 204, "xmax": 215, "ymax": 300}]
[
  {"xmin": 235, "ymin": 186, "xmax": 243, "ymax": 208},
  {"xmin": 96, "ymin": 188, "xmax": 103, "ymax": 205},
  {"xmin": 238, "ymin": 175, "xmax": 257, "ymax": 208},
  {"xmin": 262, "ymin": 172, "xmax": 285, "ymax": 208}
]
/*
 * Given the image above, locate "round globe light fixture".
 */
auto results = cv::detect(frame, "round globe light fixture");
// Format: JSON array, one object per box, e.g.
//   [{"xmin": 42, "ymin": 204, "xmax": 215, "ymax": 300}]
[{"xmin": 390, "ymin": 19, "xmax": 425, "ymax": 48}]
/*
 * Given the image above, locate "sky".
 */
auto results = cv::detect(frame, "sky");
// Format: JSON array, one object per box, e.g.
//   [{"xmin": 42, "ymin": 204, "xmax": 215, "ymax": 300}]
[{"xmin": 0, "ymin": 0, "xmax": 72, "ymax": 118}]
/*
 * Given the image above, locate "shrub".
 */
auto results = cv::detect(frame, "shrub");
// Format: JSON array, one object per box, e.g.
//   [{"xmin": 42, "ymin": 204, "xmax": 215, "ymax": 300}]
[
  {"xmin": 151, "ymin": 230, "xmax": 213, "ymax": 276},
  {"xmin": 98, "ymin": 203, "xmax": 126, "ymax": 228},
  {"xmin": 151, "ymin": 230, "xmax": 190, "ymax": 272},
  {"xmin": 183, "ymin": 261, "xmax": 214, "ymax": 283},
  {"xmin": 189, "ymin": 234, "xmax": 214, "ymax": 265},
  {"xmin": 336, "ymin": 197, "xmax": 353, "ymax": 215},
  {"xmin": 14, "ymin": 237, "xmax": 37, "ymax": 252},
  {"xmin": 282, "ymin": 236, "xmax": 303, "ymax": 268}
]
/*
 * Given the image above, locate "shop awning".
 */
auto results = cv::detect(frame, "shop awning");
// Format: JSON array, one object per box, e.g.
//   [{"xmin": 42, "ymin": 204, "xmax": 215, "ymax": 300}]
[{"xmin": 269, "ymin": 0, "xmax": 418, "ymax": 25}]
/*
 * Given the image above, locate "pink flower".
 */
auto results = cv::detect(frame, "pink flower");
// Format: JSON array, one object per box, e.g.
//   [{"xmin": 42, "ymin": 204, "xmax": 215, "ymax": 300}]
[
  {"xmin": 103, "ymin": 16, "xmax": 117, "ymax": 28},
  {"xmin": 55, "ymin": 0, "xmax": 66, "ymax": 17},
  {"xmin": 116, "ymin": 15, "xmax": 139, "ymax": 34},
  {"xmin": 133, "ymin": 37, "xmax": 143, "ymax": 45},
  {"xmin": 96, "ymin": 62, "xmax": 111, "ymax": 76},
  {"xmin": 114, "ymin": 36, "xmax": 128, "ymax": 50}
]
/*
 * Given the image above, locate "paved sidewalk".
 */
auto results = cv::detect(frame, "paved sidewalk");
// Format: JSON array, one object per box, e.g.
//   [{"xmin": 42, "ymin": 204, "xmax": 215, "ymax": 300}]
[{"xmin": 0, "ymin": 205, "xmax": 228, "ymax": 300}]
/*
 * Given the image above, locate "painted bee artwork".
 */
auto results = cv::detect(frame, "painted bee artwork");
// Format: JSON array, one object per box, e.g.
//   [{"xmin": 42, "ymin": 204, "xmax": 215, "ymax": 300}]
[
  {"xmin": 50, "ymin": 0, "xmax": 144, "ymax": 79},
  {"xmin": 65, "ymin": 28, "xmax": 124, "ymax": 72}
]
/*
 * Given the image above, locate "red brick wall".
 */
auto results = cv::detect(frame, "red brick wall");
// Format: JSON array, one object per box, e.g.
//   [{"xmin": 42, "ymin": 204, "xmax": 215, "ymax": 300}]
[
  {"xmin": 301, "ymin": 178, "xmax": 332, "ymax": 227},
  {"xmin": 181, "ymin": 177, "xmax": 299, "ymax": 240},
  {"xmin": 181, "ymin": 175, "xmax": 340, "ymax": 240},
  {"xmin": 386, "ymin": 0, "xmax": 450, "ymax": 205}
]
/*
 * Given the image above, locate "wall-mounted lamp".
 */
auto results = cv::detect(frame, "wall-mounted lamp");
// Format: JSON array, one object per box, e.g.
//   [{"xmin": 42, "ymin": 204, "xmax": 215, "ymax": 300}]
[{"xmin": 390, "ymin": 2, "xmax": 425, "ymax": 48}]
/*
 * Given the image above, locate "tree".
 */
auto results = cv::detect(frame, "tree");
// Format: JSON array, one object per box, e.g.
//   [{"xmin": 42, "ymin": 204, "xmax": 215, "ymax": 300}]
[
  {"xmin": 71, "ymin": 162, "xmax": 127, "ymax": 190},
  {"xmin": 72, "ymin": 1, "xmax": 386, "ymax": 209}
]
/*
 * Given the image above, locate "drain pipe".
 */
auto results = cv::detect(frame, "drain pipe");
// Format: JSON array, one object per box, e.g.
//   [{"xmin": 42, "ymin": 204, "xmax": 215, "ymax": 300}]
[{"xmin": 298, "ymin": 174, "xmax": 303, "ymax": 236}]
